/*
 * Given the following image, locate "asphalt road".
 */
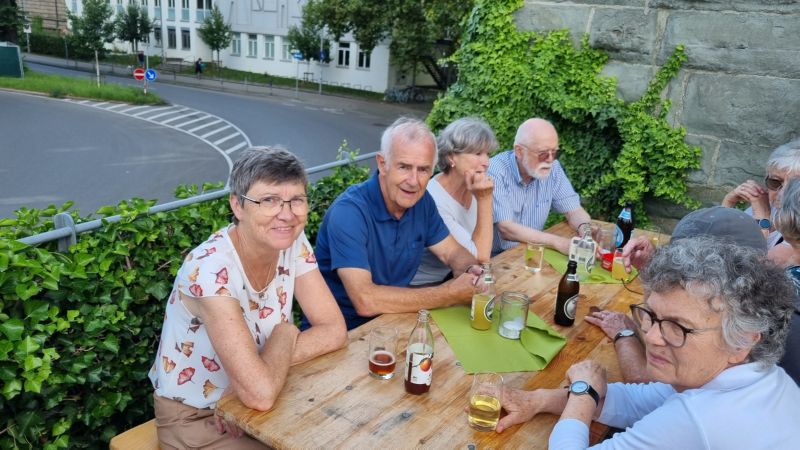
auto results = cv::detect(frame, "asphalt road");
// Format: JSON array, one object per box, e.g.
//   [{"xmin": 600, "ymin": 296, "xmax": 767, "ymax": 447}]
[{"xmin": 3, "ymin": 62, "xmax": 427, "ymax": 219}]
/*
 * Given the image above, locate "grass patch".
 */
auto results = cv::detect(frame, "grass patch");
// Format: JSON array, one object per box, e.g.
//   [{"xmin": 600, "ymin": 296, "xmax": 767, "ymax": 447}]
[
  {"xmin": 182, "ymin": 62, "xmax": 385, "ymax": 101},
  {"xmin": 103, "ymin": 53, "xmax": 163, "ymax": 68},
  {"xmin": 0, "ymin": 70, "xmax": 167, "ymax": 105}
]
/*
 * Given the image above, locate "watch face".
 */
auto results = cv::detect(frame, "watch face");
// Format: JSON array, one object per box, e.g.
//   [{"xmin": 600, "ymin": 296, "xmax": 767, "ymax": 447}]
[
  {"xmin": 620, "ymin": 329, "xmax": 635, "ymax": 337},
  {"xmin": 757, "ymin": 218, "xmax": 771, "ymax": 229},
  {"xmin": 571, "ymin": 381, "xmax": 589, "ymax": 394}
]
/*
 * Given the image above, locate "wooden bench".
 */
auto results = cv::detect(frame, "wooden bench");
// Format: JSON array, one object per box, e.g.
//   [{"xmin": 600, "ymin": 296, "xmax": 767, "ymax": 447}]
[{"xmin": 109, "ymin": 419, "xmax": 160, "ymax": 450}]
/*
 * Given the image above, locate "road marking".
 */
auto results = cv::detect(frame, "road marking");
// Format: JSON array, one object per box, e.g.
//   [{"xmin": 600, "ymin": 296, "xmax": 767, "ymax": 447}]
[
  {"xmin": 134, "ymin": 106, "xmax": 172, "ymax": 117},
  {"xmin": 174, "ymin": 115, "xmax": 210, "ymax": 128},
  {"xmin": 225, "ymin": 142, "xmax": 248, "ymax": 154},
  {"xmin": 214, "ymin": 132, "xmax": 240, "ymax": 146},
  {"xmin": 188, "ymin": 118, "xmax": 222, "ymax": 133},
  {"xmin": 93, "ymin": 102, "xmax": 109, "ymax": 108},
  {"xmin": 161, "ymin": 113, "xmax": 197, "ymax": 125},
  {"xmin": 119, "ymin": 105, "xmax": 150, "ymax": 114},
  {"xmin": 105, "ymin": 103, "xmax": 129, "ymax": 111},
  {"xmin": 148, "ymin": 107, "xmax": 189, "ymax": 120},
  {"xmin": 201, "ymin": 125, "xmax": 231, "ymax": 139}
]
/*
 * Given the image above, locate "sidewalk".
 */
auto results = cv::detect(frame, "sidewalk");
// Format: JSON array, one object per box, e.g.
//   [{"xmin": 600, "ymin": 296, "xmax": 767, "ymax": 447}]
[{"xmin": 22, "ymin": 53, "xmax": 433, "ymax": 117}]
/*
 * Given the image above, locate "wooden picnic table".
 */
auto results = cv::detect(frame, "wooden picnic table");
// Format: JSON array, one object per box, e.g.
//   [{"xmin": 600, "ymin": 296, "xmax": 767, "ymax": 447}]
[{"xmin": 216, "ymin": 221, "xmax": 661, "ymax": 448}]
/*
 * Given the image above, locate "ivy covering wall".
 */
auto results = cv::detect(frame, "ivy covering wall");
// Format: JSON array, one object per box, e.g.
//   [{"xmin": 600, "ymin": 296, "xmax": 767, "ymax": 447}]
[{"xmin": 427, "ymin": 0, "xmax": 701, "ymax": 220}]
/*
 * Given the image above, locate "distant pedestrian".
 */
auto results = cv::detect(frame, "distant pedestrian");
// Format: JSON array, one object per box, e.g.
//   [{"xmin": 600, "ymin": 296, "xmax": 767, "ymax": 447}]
[{"xmin": 194, "ymin": 58, "xmax": 203, "ymax": 79}]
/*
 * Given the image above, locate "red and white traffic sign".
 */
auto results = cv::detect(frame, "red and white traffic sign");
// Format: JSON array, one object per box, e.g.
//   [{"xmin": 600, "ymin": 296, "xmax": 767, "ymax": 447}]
[{"xmin": 133, "ymin": 67, "xmax": 145, "ymax": 80}]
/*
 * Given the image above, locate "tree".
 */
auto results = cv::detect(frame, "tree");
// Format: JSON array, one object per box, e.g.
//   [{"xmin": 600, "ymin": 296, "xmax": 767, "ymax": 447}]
[
  {"xmin": 114, "ymin": 0, "xmax": 152, "ymax": 53},
  {"xmin": 287, "ymin": 22, "xmax": 330, "ymax": 63},
  {"xmin": 197, "ymin": 5, "xmax": 231, "ymax": 68},
  {"xmin": 0, "ymin": 0, "xmax": 23, "ymax": 44},
  {"xmin": 301, "ymin": 0, "xmax": 474, "ymax": 89},
  {"xmin": 68, "ymin": 0, "xmax": 114, "ymax": 85}
]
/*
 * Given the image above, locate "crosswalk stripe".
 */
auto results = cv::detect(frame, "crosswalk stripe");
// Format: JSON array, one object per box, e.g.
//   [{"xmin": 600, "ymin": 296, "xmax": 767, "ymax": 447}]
[
  {"xmin": 148, "ymin": 107, "xmax": 188, "ymax": 120},
  {"xmin": 105, "ymin": 103, "xmax": 128, "ymax": 111},
  {"xmin": 161, "ymin": 114, "xmax": 195, "ymax": 125},
  {"xmin": 174, "ymin": 115, "xmax": 210, "ymax": 128},
  {"xmin": 225, "ymin": 142, "xmax": 248, "ymax": 154},
  {"xmin": 201, "ymin": 125, "xmax": 231, "ymax": 139},
  {"xmin": 188, "ymin": 118, "xmax": 222, "ymax": 133},
  {"xmin": 119, "ymin": 105, "xmax": 149, "ymax": 114},
  {"xmin": 214, "ymin": 132, "xmax": 239, "ymax": 146}
]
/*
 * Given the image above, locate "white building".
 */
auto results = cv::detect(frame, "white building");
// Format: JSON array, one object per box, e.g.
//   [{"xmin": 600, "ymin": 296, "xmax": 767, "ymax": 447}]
[{"xmin": 68, "ymin": 0, "xmax": 429, "ymax": 93}]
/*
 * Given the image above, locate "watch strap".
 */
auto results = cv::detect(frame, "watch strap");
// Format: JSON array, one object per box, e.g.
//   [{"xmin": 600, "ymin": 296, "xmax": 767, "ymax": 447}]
[
  {"xmin": 614, "ymin": 329, "xmax": 636, "ymax": 343},
  {"xmin": 568, "ymin": 381, "xmax": 600, "ymax": 406}
]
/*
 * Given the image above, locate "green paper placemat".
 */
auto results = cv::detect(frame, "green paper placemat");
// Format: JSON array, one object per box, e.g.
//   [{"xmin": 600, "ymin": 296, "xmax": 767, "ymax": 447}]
[
  {"xmin": 543, "ymin": 248, "xmax": 637, "ymax": 284},
  {"xmin": 429, "ymin": 306, "xmax": 566, "ymax": 374}
]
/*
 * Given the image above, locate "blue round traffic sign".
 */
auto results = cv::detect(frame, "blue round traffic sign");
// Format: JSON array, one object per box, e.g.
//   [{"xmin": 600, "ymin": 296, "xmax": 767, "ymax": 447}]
[{"xmin": 145, "ymin": 69, "xmax": 157, "ymax": 81}]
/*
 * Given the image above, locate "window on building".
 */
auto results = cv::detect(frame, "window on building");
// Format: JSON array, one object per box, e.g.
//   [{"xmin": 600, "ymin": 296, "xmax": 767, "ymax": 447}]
[
  {"xmin": 154, "ymin": 27, "xmax": 162, "ymax": 47},
  {"xmin": 337, "ymin": 42, "xmax": 350, "ymax": 67},
  {"xmin": 357, "ymin": 48, "xmax": 370, "ymax": 69},
  {"xmin": 167, "ymin": 0, "xmax": 175, "ymax": 20},
  {"xmin": 263, "ymin": 35, "xmax": 274, "ymax": 59},
  {"xmin": 180, "ymin": 0, "xmax": 189, "ymax": 20},
  {"xmin": 153, "ymin": 0, "xmax": 161, "ymax": 18},
  {"xmin": 167, "ymin": 27, "xmax": 176, "ymax": 49},
  {"xmin": 247, "ymin": 34, "xmax": 257, "ymax": 57},
  {"xmin": 116, "ymin": 0, "xmax": 123, "ymax": 13},
  {"xmin": 231, "ymin": 33, "xmax": 241, "ymax": 55},
  {"xmin": 181, "ymin": 28, "xmax": 190, "ymax": 49},
  {"xmin": 141, "ymin": 0, "xmax": 147, "ymax": 6},
  {"xmin": 281, "ymin": 40, "xmax": 290, "ymax": 60}
]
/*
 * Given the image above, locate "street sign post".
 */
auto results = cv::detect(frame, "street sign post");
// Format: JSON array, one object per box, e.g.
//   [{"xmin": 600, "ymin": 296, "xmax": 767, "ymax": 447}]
[
  {"xmin": 145, "ymin": 69, "xmax": 157, "ymax": 81},
  {"xmin": 133, "ymin": 67, "xmax": 145, "ymax": 80},
  {"xmin": 291, "ymin": 49, "xmax": 301, "ymax": 98}
]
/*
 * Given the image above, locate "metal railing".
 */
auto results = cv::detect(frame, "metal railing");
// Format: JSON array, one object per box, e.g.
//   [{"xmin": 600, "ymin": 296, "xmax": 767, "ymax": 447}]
[{"xmin": 19, "ymin": 151, "xmax": 377, "ymax": 250}]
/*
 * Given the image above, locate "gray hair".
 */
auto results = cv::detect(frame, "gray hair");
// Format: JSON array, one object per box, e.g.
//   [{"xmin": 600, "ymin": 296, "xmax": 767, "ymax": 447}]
[
  {"xmin": 774, "ymin": 177, "xmax": 800, "ymax": 244},
  {"xmin": 767, "ymin": 138, "xmax": 800, "ymax": 176},
  {"xmin": 640, "ymin": 237, "xmax": 794, "ymax": 369},
  {"xmin": 436, "ymin": 117, "xmax": 498, "ymax": 173},
  {"xmin": 229, "ymin": 146, "xmax": 307, "ymax": 224},
  {"xmin": 380, "ymin": 117, "xmax": 437, "ymax": 168}
]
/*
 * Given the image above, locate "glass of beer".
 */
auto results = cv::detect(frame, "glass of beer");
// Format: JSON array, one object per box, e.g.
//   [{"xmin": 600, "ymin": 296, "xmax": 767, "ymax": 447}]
[
  {"xmin": 468, "ymin": 372, "xmax": 503, "ymax": 431},
  {"xmin": 612, "ymin": 248, "xmax": 627, "ymax": 281},
  {"xmin": 368, "ymin": 327, "xmax": 398, "ymax": 379},
  {"xmin": 524, "ymin": 242, "xmax": 545, "ymax": 272}
]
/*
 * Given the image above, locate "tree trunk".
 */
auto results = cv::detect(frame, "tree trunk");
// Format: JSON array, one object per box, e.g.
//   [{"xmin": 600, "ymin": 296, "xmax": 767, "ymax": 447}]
[{"xmin": 95, "ymin": 50, "xmax": 100, "ymax": 87}]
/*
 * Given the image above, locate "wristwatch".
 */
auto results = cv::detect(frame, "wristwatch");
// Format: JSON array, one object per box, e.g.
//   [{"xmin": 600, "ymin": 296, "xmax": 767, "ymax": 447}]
[
  {"xmin": 614, "ymin": 328, "xmax": 636, "ymax": 343},
  {"xmin": 755, "ymin": 218, "xmax": 771, "ymax": 230},
  {"xmin": 568, "ymin": 380, "xmax": 600, "ymax": 406}
]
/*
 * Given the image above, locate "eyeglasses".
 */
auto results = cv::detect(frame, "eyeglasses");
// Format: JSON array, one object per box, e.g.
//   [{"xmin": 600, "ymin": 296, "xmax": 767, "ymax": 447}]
[
  {"xmin": 764, "ymin": 176, "xmax": 784, "ymax": 191},
  {"xmin": 629, "ymin": 304, "xmax": 719, "ymax": 348},
  {"xmin": 519, "ymin": 144, "xmax": 558, "ymax": 162},
  {"xmin": 240, "ymin": 194, "xmax": 309, "ymax": 216}
]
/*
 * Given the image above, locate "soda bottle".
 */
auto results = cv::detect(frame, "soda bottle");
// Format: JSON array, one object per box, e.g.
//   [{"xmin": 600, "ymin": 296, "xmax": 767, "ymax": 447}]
[
  {"xmin": 574, "ymin": 225, "xmax": 596, "ymax": 281},
  {"xmin": 470, "ymin": 263, "xmax": 495, "ymax": 330},
  {"xmin": 405, "ymin": 310, "xmax": 434, "ymax": 395},
  {"xmin": 555, "ymin": 260, "xmax": 580, "ymax": 326},
  {"xmin": 614, "ymin": 203, "xmax": 635, "ymax": 249}
]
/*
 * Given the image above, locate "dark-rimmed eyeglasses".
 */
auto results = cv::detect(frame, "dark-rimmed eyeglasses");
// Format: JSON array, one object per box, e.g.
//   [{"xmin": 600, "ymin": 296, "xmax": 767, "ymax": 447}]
[
  {"xmin": 629, "ymin": 303, "xmax": 719, "ymax": 348},
  {"xmin": 240, "ymin": 194, "xmax": 309, "ymax": 216},
  {"xmin": 764, "ymin": 176, "xmax": 784, "ymax": 191},
  {"xmin": 518, "ymin": 144, "xmax": 558, "ymax": 162}
]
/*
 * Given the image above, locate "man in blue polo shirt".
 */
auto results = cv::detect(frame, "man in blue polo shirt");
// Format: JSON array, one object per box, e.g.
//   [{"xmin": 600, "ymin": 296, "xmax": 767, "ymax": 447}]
[
  {"xmin": 488, "ymin": 118, "xmax": 592, "ymax": 255},
  {"xmin": 314, "ymin": 118, "xmax": 481, "ymax": 330}
]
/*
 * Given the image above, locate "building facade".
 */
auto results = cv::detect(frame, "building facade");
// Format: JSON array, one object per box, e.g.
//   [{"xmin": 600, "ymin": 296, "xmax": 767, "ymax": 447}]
[{"xmin": 68, "ymin": 0, "xmax": 414, "ymax": 93}]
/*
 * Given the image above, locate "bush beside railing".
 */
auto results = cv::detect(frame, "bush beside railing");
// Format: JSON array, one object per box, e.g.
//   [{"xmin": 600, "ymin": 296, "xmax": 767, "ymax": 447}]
[{"xmin": 0, "ymin": 154, "xmax": 370, "ymax": 449}]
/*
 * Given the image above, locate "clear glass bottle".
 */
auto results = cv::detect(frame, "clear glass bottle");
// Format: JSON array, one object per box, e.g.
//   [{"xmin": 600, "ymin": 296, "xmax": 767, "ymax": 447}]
[
  {"xmin": 574, "ymin": 225, "xmax": 597, "ymax": 281},
  {"xmin": 405, "ymin": 310, "xmax": 434, "ymax": 395},
  {"xmin": 470, "ymin": 263, "xmax": 495, "ymax": 330}
]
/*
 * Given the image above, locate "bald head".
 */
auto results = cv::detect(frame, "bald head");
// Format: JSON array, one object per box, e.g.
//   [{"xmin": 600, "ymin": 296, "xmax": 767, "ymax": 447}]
[{"xmin": 514, "ymin": 118, "xmax": 558, "ymax": 148}]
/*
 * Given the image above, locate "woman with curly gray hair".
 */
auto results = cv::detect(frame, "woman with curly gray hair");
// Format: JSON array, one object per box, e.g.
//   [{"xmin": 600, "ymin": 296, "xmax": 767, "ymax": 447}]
[
  {"xmin": 496, "ymin": 237, "xmax": 800, "ymax": 449},
  {"xmin": 772, "ymin": 176, "xmax": 800, "ymax": 386}
]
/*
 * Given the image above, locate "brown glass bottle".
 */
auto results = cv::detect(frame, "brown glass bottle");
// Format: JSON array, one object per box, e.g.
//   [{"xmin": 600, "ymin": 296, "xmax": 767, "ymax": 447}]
[
  {"xmin": 555, "ymin": 260, "xmax": 580, "ymax": 326},
  {"xmin": 405, "ymin": 310, "xmax": 434, "ymax": 395}
]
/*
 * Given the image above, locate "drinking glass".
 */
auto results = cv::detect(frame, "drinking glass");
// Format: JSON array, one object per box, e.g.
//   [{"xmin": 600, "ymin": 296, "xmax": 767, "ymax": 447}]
[
  {"xmin": 611, "ymin": 248, "xmax": 627, "ymax": 281},
  {"xmin": 642, "ymin": 224, "xmax": 663, "ymax": 249},
  {"xmin": 468, "ymin": 372, "xmax": 503, "ymax": 431},
  {"xmin": 498, "ymin": 291, "xmax": 530, "ymax": 339},
  {"xmin": 595, "ymin": 225, "xmax": 614, "ymax": 271},
  {"xmin": 524, "ymin": 242, "xmax": 545, "ymax": 272},
  {"xmin": 368, "ymin": 327, "xmax": 398, "ymax": 379}
]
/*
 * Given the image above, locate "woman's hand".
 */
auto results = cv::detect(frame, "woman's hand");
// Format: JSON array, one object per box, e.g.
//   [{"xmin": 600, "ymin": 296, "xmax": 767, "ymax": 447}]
[
  {"xmin": 721, "ymin": 180, "xmax": 768, "ymax": 210},
  {"xmin": 465, "ymin": 170, "xmax": 494, "ymax": 200},
  {"xmin": 566, "ymin": 360, "xmax": 608, "ymax": 399},
  {"xmin": 621, "ymin": 235, "xmax": 654, "ymax": 272},
  {"xmin": 585, "ymin": 310, "xmax": 637, "ymax": 340}
]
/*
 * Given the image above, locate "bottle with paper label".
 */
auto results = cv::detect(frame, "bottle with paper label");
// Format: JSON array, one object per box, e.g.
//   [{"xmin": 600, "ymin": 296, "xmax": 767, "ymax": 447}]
[
  {"xmin": 470, "ymin": 263, "xmax": 495, "ymax": 330},
  {"xmin": 555, "ymin": 260, "xmax": 580, "ymax": 326},
  {"xmin": 614, "ymin": 203, "xmax": 635, "ymax": 249},
  {"xmin": 574, "ymin": 225, "xmax": 597, "ymax": 281},
  {"xmin": 405, "ymin": 310, "xmax": 434, "ymax": 395}
]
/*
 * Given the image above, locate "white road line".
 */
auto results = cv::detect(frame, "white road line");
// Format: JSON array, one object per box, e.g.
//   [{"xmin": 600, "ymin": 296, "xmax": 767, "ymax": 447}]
[
  {"xmin": 161, "ymin": 113, "xmax": 197, "ymax": 125},
  {"xmin": 119, "ymin": 105, "xmax": 150, "ymax": 114},
  {"xmin": 174, "ymin": 115, "xmax": 210, "ymax": 128},
  {"xmin": 148, "ymin": 107, "xmax": 188, "ymax": 120},
  {"xmin": 93, "ymin": 102, "xmax": 109, "ymax": 108},
  {"xmin": 77, "ymin": 100, "xmax": 91, "ymax": 104},
  {"xmin": 188, "ymin": 118, "xmax": 222, "ymax": 133},
  {"xmin": 214, "ymin": 132, "xmax": 239, "ymax": 146},
  {"xmin": 133, "ymin": 106, "xmax": 169, "ymax": 117},
  {"xmin": 105, "ymin": 103, "xmax": 128, "ymax": 111},
  {"xmin": 225, "ymin": 142, "xmax": 248, "ymax": 154},
  {"xmin": 201, "ymin": 125, "xmax": 231, "ymax": 139}
]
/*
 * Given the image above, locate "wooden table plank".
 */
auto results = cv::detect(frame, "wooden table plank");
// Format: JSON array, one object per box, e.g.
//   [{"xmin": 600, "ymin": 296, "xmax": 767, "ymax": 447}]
[{"xmin": 216, "ymin": 221, "xmax": 655, "ymax": 449}]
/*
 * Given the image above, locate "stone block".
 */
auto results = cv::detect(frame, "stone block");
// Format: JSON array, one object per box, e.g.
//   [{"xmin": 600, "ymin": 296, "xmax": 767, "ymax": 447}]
[
  {"xmin": 681, "ymin": 73, "xmax": 800, "ymax": 147},
  {"xmin": 649, "ymin": 0, "xmax": 800, "ymax": 14},
  {"xmin": 683, "ymin": 133, "xmax": 719, "ymax": 185},
  {"xmin": 600, "ymin": 61, "xmax": 655, "ymax": 102},
  {"xmin": 514, "ymin": 3, "xmax": 593, "ymax": 46},
  {"xmin": 588, "ymin": 8, "xmax": 659, "ymax": 63},
  {"xmin": 660, "ymin": 11, "xmax": 800, "ymax": 77},
  {"xmin": 712, "ymin": 140, "xmax": 777, "ymax": 186}
]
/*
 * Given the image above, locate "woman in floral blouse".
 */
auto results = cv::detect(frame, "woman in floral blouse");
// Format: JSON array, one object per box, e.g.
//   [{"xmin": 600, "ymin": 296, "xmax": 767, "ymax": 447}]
[{"xmin": 149, "ymin": 147, "xmax": 347, "ymax": 449}]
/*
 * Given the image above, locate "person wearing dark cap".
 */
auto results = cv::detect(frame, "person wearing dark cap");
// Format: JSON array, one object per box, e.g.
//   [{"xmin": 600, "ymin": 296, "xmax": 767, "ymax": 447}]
[{"xmin": 585, "ymin": 206, "xmax": 772, "ymax": 383}]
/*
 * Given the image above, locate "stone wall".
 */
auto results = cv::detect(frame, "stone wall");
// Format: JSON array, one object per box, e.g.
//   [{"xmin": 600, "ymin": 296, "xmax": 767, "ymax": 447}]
[
  {"xmin": 20, "ymin": 0, "xmax": 69, "ymax": 32},
  {"xmin": 516, "ymin": 0, "xmax": 800, "ymax": 216}
]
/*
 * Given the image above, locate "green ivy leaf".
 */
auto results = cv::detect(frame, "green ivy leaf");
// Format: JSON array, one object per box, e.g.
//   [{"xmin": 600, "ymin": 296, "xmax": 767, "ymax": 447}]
[
  {"xmin": 2, "ymin": 378, "xmax": 21, "ymax": 399},
  {"xmin": 0, "ymin": 319, "xmax": 24, "ymax": 340},
  {"xmin": 17, "ymin": 336, "xmax": 41, "ymax": 354},
  {"xmin": 15, "ymin": 283, "xmax": 41, "ymax": 300},
  {"xmin": 98, "ymin": 335, "xmax": 120, "ymax": 354},
  {"xmin": 23, "ymin": 378, "xmax": 42, "ymax": 394},
  {"xmin": 24, "ymin": 300, "xmax": 50, "ymax": 322}
]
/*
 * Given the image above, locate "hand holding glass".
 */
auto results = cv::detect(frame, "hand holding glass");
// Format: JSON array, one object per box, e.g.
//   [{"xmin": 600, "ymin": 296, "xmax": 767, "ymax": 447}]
[
  {"xmin": 468, "ymin": 372, "xmax": 503, "ymax": 431},
  {"xmin": 368, "ymin": 327, "xmax": 398, "ymax": 379}
]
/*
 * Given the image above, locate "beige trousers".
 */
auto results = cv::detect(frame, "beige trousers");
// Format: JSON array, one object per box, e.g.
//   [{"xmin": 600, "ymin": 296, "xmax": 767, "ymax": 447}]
[{"xmin": 153, "ymin": 393, "xmax": 268, "ymax": 450}]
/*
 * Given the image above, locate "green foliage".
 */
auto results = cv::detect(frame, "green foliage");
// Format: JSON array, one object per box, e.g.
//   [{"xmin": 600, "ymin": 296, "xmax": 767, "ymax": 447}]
[
  {"xmin": 0, "ymin": 0, "xmax": 24, "ymax": 43},
  {"xmin": 0, "ymin": 71, "xmax": 166, "ymax": 105},
  {"xmin": 196, "ymin": 5, "xmax": 232, "ymax": 67},
  {"xmin": 302, "ymin": 0, "xmax": 473, "ymax": 88},
  {"xmin": 0, "ymin": 154, "xmax": 368, "ymax": 448},
  {"xmin": 68, "ymin": 0, "xmax": 115, "ymax": 54},
  {"xmin": 286, "ymin": 23, "xmax": 330, "ymax": 63},
  {"xmin": 114, "ymin": 1, "xmax": 152, "ymax": 53},
  {"xmin": 28, "ymin": 31, "xmax": 68, "ymax": 58},
  {"xmin": 428, "ymin": 0, "xmax": 700, "ymax": 221}
]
